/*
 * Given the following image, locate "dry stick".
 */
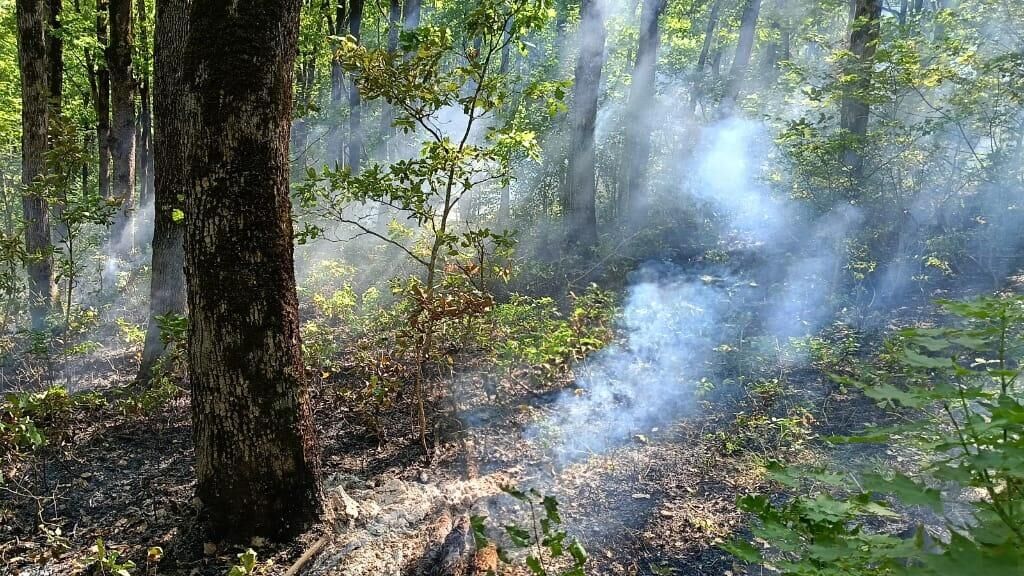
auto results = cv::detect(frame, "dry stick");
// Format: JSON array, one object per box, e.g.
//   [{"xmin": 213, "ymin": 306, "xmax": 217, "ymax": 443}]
[{"xmin": 282, "ymin": 534, "xmax": 331, "ymax": 576}]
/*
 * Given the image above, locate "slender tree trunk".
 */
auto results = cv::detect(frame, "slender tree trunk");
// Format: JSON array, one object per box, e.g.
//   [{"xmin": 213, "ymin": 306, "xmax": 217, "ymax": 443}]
[
  {"xmin": 136, "ymin": 0, "xmax": 188, "ymax": 386},
  {"xmin": 17, "ymin": 0, "xmax": 56, "ymax": 329},
  {"xmin": 48, "ymin": 0, "xmax": 66, "ymax": 245},
  {"xmin": 329, "ymin": 0, "xmax": 346, "ymax": 166},
  {"xmin": 619, "ymin": 0, "xmax": 666, "ymax": 220},
  {"xmin": 497, "ymin": 23, "xmax": 512, "ymax": 228},
  {"xmin": 47, "ymin": 0, "xmax": 62, "ymax": 113},
  {"xmin": 719, "ymin": 0, "xmax": 761, "ymax": 115},
  {"xmin": 348, "ymin": 0, "xmax": 364, "ymax": 174},
  {"xmin": 92, "ymin": 0, "xmax": 112, "ymax": 204},
  {"xmin": 135, "ymin": 0, "xmax": 153, "ymax": 212},
  {"xmin": 689, "ymin": 0, "xmax": 722, "ymax": 114},
  {"xmin": 108, "ymin": 0, "xmax": 136, "ymax": 254},
  {"xmin": 840, "ymin": 0, "xmax": 881, "ymax": 182},
  {"xmin": 184, "ymin": 0, "xmax": 323, "ymax": 541},
  {"xmin": 402, "ymin": 0, "xmax": 420, "ymax": 28},
  {"xmin": 565, "ymin": 0, "xmax": 605, "ymax": 250},
  {"xmin": 293, "ymin": 0, "xmax": 317, "ymax": 172},
  {"xmin": 374, "ymin": 0, "xmax": 401, "ymax": 229}
]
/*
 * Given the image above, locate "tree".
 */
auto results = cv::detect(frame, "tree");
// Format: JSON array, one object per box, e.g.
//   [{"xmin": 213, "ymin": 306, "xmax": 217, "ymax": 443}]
[
  {"xmin": 719, "ymin": 0, "xmax": 761, "ymax": 114},
  {"xmin": 690, "ymin": 0, "xmax": 723, "ymax": 115},
  {"xmin": 87, "ymin": 0, "xmax": 111, "ymax": 204},
  {"xmin": 136, "ymin": 0, "xmax": 188, "ymax": 385},
  {"xmin": 329, "ymin": 0, "xmax": 347, "ymax": 165},
  {"xmin": 183, "ymin": 0, "xmax": 323, "ymax": 540},
  {"xmin": 107, "ymin": 0, "xmax": 135, "ymax": 253},
  {"xmin": 618, "ymin": 0, "xmax": 667, "ymax": 220},
  {"xmin": 347, "ymin": 0, "xmax": 364, "ymax": 173},
  {"xmin": 17, "ymin": 0, "xmax": 56, "ymax": 329},
  {"xmin": 565, "ymin": 0, "xmax": 605, "ymax": 250},
  {"xmin": 840, "ymin": 0, "xmax": 881, "ymax": 181}
]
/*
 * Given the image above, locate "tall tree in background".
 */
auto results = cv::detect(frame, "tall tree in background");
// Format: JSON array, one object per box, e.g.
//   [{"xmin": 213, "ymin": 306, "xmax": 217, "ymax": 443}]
[
  {"xmin": 619, "ymin": 0, "xmax": 667, "ymax": 220},
  {"xmin": 17, "ymin": 0, "xmax": 56, "ymax": 329},
  {"xmin": 135, "ymin": 0, "xmax": 153, "ymax": 208},
  {"xmin": 565, "ymin": 0, "xmax": 605, "ymax": 250},
  {"xmin": 840, "ymin": 0, "xmax": 881, "ymax": 182},
  {"xmin": 108, "ymin": 0, "xmax": 135, "ymax": 253},
  {"xmin": 329, "ymin": 0, "xmax": 347, "ymax": 166},
  {"xmin": 47, "ymin": 0, "xmax": 61, "ymax": 114},
  {"xmin": 690, "ymin": 0, "xmax": 723, "ymax": 114},
  {"xmin": 88, "ymin": 0, "xmax": 111, "ymax": 203},
  {"xmin": 719, "ymin": 0, "xmax": 761, "ymax": 114},
  {"xmin": 184, "ymin": 0, "xmax": 323, "ymax": 540},
  {"xmin": 137, "ymin": 0, "xmax": 188, "ymax": 385},
  {"xmin": 347, "ymin": 0, "xmax": 364, "ymax": 174}
]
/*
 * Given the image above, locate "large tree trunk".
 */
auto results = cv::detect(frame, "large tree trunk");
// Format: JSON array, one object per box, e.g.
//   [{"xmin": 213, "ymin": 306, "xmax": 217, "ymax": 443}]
[
  {"xmin": 719, "ymin": 0, "xmax": 761, "ymax": 114},
  {"xmin": 840, "ymin": 0, "xmax": 881, "ymax": 182},
  {"xmin": 619, "ymin": 0, "xmax": 666, "ymax": 220},
  {"xmin": 184, "ymin": 0, "xmax": 323, "ymax": 541},
  {"xmin": 136, "ymin": 0, "xmax": 188, "ymax": 386},
  {"xmin": 565, "ymin": 0, "xmax": 605, "ymax": 251},
  {"xmin": 17, "ymin": 0, "xmax": 56, "ymax": 329},
  {"xmin": 108, "ymin": 0, "xmax": 136, "ymax": 254},
  {"xmin": 347, "ymin": 0, "xmax": 364, "ymax": 174}
]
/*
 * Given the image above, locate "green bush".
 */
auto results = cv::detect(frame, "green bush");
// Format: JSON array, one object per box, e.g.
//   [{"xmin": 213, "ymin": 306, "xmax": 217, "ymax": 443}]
[{"xmin": 726, "ymin": 295, "xmax": 1024, "ymax": 574}]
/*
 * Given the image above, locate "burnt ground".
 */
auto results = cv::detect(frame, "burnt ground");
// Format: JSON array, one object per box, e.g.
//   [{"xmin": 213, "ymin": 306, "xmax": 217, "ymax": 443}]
[{"xmin": 0, "ymin": 337, "xmax": 900, "ymax": 576}]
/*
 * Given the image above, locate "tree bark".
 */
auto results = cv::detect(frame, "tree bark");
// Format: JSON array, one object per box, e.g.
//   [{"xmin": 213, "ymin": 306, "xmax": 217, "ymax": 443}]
[
  {"xmin": 135, "ymin": 0, "xmax": 153, "ymax": 211},
  {"xmin": 719, "ymin": 0, "xmax": 761, "ymax": 115},
  {"xmin": 402, "ymin": 0, "xmax": 420, "ymax": 29},
  {"xmin": 330, "ymin": 0, "xmax": 347, "ymax": 166},
  {"xmin": 17, "ymin": 0, "xmax": 56, "ymax": 329},
  {"xmin": 619, "ymin": 0, "xmax": 666, "ymax": 220},
  {"xmin": 91, "ymin": 0, "xmax": 112, "ymax": 204},
  {"xmin": 840, "ymin": 0, "xmax": 881, "ymax": 182},
  {"xmin": 136, "ymin": 0, "xmax": 188, "ymax": 386},
  {"xmin": 184, "ymin": 0, "xmax": 323, "ymax": 541},
  {"xmin": 689, "ymin": 0, "xmax": 722, "ymax": 114},
  {"xmin": 108, "ymin": 0, "xmax": 136, "ymax": 254},
  {"xmin": 565, "ymin": 0, "xmax": 605, "ymax": 251},
  {"xmin": 347, "ymin": 0, "xmax": 364, "ymax": 174}
]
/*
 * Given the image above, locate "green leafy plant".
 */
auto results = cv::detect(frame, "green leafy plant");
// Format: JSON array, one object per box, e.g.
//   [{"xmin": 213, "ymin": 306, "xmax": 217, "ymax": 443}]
[
  {"xmin": 726, "ymin": 295, "xmax": 1024, "ymax": 574},
  {"xmin": 471, "ymin": 486, "xmax": 588, "ymax": 575},
  {"xmin": 226, "ymin": 548, "xmax": 258, "ymax": 576},
  {"xmin": 83, "ymin": 538, "xmax": 136, "ymax": 576}
]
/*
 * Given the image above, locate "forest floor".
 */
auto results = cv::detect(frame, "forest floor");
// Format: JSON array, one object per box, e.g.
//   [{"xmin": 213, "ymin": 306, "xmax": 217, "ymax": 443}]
[{"xmin": 0, "ymin": 291, "xmax": 948, "ymax": 576}]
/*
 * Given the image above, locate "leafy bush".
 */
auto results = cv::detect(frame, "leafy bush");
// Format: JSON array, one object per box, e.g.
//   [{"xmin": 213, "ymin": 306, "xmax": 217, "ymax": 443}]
[
  {"xmin": 473, "ymin": 487, "xmax": 589, "ymax": 576},
  {"xmin": 1, "ymin": 385, "xmax": 105, "ymax": 453},
  {"xmin": 489, "ymin": 286, "xmax": 615, "ymax": 380},
  {"xmin": 726, "ymin": 295, "xmax": 1024, "ymax": 574}
]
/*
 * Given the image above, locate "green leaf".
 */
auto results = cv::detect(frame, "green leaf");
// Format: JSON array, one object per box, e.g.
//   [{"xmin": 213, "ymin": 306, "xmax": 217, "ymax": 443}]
[{"xmin": 505, "ymin": 525, "xmax": 532, "ymax": 548}]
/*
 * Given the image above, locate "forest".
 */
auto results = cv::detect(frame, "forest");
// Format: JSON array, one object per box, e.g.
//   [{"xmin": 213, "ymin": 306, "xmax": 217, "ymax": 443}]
[{"xmin": 1, "ymin": 0, "xmax": 1023, "ymax": 573}]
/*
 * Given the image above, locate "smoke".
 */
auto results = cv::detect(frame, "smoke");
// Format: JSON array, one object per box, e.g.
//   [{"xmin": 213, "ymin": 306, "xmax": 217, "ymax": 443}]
[{"xmin": 526, "ymin": 116, "xmax": 864, "ymax": 463}]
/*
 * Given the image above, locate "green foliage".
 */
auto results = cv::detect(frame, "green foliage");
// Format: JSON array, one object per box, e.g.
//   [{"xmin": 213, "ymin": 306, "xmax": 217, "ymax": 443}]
[
  {"xmin": 83, "ymin": 538, "xmax": 136, "ymax": 576},
  {"xmin": 226, "ymin": 549, "xmax": 259, "ymax": 576},
  {"xmin": 727, "ymin": 295, "xmax": 1024, "ymax": 575},
  {"xmin": 0, "ymin": 385, "xmax": 104, "ymax": 453},
  {"xmin": 489, "ymin": 286, "xmax": 615, "ymax": 380},
  {"xmin": 471, "ymin": 486, "xmax": 588, "ymax": 576}
]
